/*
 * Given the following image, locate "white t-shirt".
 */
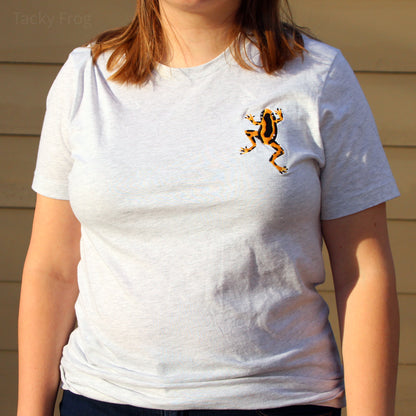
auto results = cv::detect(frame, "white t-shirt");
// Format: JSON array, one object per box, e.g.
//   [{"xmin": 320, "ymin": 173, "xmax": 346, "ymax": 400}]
[{"xmin": 32, "ymin": 36, "xmax": 399, "ymax": 410}]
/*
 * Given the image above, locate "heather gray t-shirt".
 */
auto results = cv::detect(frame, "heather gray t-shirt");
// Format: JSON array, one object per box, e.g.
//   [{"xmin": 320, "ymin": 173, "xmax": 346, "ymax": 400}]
[{"xmin": 32, "ymin": 37, "xmax": 399, "ymax": 410}]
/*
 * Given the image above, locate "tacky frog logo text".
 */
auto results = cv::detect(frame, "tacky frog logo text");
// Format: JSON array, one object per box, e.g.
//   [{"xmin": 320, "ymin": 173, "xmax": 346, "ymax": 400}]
[{"xmin": 240, "ymin": 108, "xmax": 288, "ymax": 174}]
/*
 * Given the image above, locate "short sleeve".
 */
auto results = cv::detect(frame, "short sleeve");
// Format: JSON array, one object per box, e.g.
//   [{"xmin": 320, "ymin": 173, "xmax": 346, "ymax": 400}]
[
  {"xmin": 32, "ymin": 52, "xmax": 77, "ymax": 200},
  {"xmin": 319, "ymin": 51, "xmax": 400, "ymax": 220}
]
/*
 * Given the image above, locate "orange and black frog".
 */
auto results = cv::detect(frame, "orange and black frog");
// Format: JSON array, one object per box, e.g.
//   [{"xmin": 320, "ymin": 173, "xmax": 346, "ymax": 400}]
[{"xmin": 240, "ymin": 108, "xmax": 288, "ymax": 174}]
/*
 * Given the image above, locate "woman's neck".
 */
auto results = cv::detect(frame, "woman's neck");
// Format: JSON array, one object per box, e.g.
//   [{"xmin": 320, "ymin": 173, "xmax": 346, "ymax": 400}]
[{"xmin": 159, "ymin": 0, "xmax": 241, "ymax": 68}]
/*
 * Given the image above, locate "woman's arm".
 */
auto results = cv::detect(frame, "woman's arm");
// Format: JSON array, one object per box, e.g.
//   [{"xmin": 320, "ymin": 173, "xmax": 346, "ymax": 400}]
[
  {"xmin": 322, "ymin": 203, "xmax": 399, "ymax": 416},
  {"xmin": 17, "ymin": 195, "xmax": 81, "ymax": 416}
]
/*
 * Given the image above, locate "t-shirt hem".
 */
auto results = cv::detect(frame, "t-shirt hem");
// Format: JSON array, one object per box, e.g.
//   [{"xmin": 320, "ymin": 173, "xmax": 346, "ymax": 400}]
[
  {"xmin": 321, "ymin": 180, "xmax": 400, "ymax": 221},
  {"xmin": 32, "ymin": 174, "xmax": 69, "ymax": 200},
  {"xmin": 60, "ymin": 367, "xmax": 345, "ymax": 411}
]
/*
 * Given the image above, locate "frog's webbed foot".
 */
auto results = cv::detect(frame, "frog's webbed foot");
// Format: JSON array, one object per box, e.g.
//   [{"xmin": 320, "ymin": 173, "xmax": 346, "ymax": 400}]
[
  {"xmin": 277, "ymin": 165, "xmax": 288, "ymax": 174},
  {"xmin": 245, "ymin": 114, "xmax": 255, "ymax": 123},
  {"xmin": 240, "ymin": 146, "xmax": 254, "ymax": 154},
  {"xmin": 275, "ymin": 108, "xmax": 284, "ymax": 123}
]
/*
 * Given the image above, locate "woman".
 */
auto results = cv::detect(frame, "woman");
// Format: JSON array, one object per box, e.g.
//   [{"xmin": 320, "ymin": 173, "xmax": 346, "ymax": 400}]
[{"xmin": 18, "ymin": 1, "xmax": 400, "ymax": 415}]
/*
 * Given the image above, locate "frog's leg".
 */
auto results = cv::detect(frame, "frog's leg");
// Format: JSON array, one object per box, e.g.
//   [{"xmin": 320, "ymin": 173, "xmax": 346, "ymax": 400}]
[
  {"xmin": 269, "ymin": 141, "xmax": 287, "ymax": 174},
  {"xmin": 240, "ymin": 130, "xmax": 258, "ymax": 154}
]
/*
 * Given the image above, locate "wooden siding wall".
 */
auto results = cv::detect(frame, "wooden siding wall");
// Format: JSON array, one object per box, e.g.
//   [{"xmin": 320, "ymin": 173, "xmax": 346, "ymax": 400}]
[{"xmin": 0, "ymin": 0, "xmax": 415, "ymax": 414}]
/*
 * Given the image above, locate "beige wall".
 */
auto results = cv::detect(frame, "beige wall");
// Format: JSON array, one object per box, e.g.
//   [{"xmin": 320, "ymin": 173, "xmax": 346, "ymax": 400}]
[{"xmin": 1, "ymin": 1, "xmax": 415, "ymax": 415}]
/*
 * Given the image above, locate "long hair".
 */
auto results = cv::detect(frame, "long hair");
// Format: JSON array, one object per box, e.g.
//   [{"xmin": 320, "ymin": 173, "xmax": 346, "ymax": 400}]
[{"xmin": 84, "ymin": 0, "xmax": 308, "ymax": 85}]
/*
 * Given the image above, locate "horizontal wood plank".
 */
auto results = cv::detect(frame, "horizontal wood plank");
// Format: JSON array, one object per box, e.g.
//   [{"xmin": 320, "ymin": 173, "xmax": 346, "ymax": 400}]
[
  {"xmin": 388, "ymin": 220, "xmax": 416, "ymax": 294},
  {"xmin": 0, "ymin": 64, "xmax": 59, "ymax": 135},
  {"xmin": 0, "ymin": 352, "xmax": 61, "ymax": 416},
  {"xmin": 0, "ymin": 0, "xmax": 135, "ymax": 63},
  {"xmin": 385, "ymin": 147, "xmax": 416, "ymax": 220},
  {"xmin": 1, "ymin": 0, "xmax": 415, "ymax": 72},
  {"xmin": 291, "ymin": 0, "xmax": 416, "ymax": 72},
  {"xmin": 0, "ymin": 351, "xmax": 18, "ymax": 416},
  {"xmin": 0, "ymin": 136, "xmax": 38, "ymax": 208},
  {"xmin": 1, "ymin": 67, "xmax": 415, "ymax": 147},
  {"xmin": 396, "ymin": 365, "xmax": 416, "ymax": 416},
  {"xmin": 0, "ymin": 209, "xmax": 33, "ymax": 282},
  {"xmin": 0, "ymin": 283, "xmax": 19, "ymax": 350},
  {"xmin": 357, "ymin": 73, "xmax": 416, "ymax": 147}
]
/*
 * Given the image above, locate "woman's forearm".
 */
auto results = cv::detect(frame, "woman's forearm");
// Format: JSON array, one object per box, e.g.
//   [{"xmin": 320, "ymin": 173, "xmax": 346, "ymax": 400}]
[
  {"xmin": 17, "ymin": 268, "xmax": 78, "ymax": 416},
  {"xmin": 17, "ymin": 196, "xmax": 81, "ymax": 416},
  {"xmin": 336, "ymin": 271, "xmax": 399, "ymax": 416},
  {"xmin": 322, "ymin": 203, "xmax": 400, "ymax": 416}
]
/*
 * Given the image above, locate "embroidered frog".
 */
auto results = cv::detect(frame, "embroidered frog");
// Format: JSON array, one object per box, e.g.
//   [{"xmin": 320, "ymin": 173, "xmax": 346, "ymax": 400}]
[{"xmin": 240, "ymin": 108, "xmax": 288, "ymax": 174}]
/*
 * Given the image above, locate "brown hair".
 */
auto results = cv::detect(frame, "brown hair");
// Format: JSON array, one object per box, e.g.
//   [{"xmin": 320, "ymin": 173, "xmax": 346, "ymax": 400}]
[{"xmin": 84, "ymin": 0, "xmax": 308, "ymax": 85}]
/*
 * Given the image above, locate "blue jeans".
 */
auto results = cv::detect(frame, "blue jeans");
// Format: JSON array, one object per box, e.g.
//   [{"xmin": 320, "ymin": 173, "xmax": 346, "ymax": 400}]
[{"xmin": 60, "ymin": 390, "xmax": 341, "ymax": 416}]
